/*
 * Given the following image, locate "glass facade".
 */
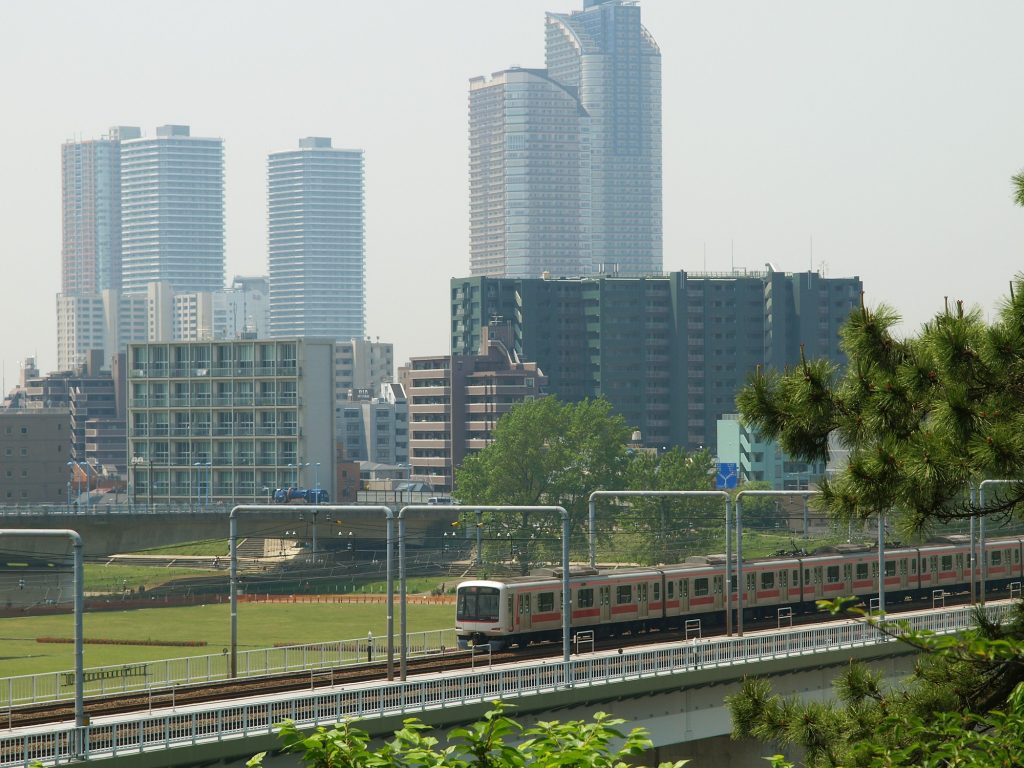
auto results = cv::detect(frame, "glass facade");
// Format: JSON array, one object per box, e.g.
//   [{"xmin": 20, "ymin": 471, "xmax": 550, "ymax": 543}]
[
  {"xmin": 267, "ymin": 138, "xmax": 365, "ymax": 340},
  {"xmin": 469, "ymin": 69, "xmax": 591, "ymax": 278},
  {"xmin": 469, "ymin": 1, "xmax": 661, "ymax": 280},
  {"xmin": 546, "ymin": 1, "xmax": 662, "ymax": 276}
]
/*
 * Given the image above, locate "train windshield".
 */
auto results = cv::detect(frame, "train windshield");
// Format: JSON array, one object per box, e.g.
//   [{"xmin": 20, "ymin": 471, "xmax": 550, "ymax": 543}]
[{"xmin": 457, "ymin": 586, "xmax": 500, "ymax": 622}]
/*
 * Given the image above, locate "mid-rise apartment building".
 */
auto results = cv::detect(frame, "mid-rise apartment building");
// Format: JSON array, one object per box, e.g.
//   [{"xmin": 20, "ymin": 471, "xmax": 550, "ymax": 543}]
[
  {"xmin": 335, "ymin": 339, "xmax": 393, "ymax": 400},
  {"xmin": 451, "ymin": 268, "xmax": 861, "ymax": 453},
  {"xmin": 401, "ymin": 325, "xmax": 546, "ymax": 491},
  {"xmin": 126, "ymin": 338, "xmax": 335, "ymax": 504}
]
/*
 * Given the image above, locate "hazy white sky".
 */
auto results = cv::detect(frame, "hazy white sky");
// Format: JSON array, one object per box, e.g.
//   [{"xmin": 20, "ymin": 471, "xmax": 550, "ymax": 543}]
[{"xmin": 1, "ymin": 0, "xmax": 1022, "ymax": 382}]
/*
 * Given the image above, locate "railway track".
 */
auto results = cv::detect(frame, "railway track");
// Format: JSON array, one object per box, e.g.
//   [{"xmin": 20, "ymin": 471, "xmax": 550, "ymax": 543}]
[{"xmin": 5, "ymin": 590, "xmax": 982, "ymax": 730}]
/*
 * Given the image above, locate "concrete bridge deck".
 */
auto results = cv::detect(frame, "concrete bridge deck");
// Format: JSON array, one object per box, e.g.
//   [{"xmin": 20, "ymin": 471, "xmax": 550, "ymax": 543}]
[{"xmin": 1, "ymin": 600, "xmax": 1012, "ymax": 768}]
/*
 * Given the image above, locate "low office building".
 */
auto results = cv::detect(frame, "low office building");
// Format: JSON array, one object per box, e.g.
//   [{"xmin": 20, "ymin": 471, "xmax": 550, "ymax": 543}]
[
  {"xmin": 716, "ymin": 414, "xmax": 826, "ymax": 490},
  {"xmin": 0, "ymin": 410, "xmax": 69, "ymax": 503},
  {"xmin": 336, "ymin": 382, "xmax": 408, "ymax": 465},
  {"xmin": 126, "ymin": 337, "xmax": 336, "ymax": 504}
]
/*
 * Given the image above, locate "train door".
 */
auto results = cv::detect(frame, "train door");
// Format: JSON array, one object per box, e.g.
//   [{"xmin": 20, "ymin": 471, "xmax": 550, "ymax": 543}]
[
  {"xmin": 599, "ymin": 586, "xmax": 611, "ymax": 623},
  {"xmin": 929, "ymin": 556, "xmax": 938, "ymax": 590},
  {"xmin": 517, "ymin": 593, "xmax": 532, "ymax": 631},
  {"xmin": 745, "ymin": 571, "xmax": 758, "ymax": 607},
  {"xmin": 679, "ymin": 579, "xmax": 690, "ymax": 612},
  {"xmin": 713, "ymin": 575, "xmax": 724, "ymax": 610},
  {"xmin": 506, "ymin": 594, "xmax": 514, "ymax": 633},
  {"xmin": 637, "ymin": 583, "xmax": 649, "ymax": 619},
  {"xmin": 810, "ymin": 566, "xmax": 824, "ymax": 600}
]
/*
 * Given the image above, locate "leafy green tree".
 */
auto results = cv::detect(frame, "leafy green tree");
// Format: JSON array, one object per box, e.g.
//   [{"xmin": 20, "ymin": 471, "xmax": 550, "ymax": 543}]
[
  {"xmin": 619, "ymin": 447, "xmax": 718, "ymax": 563},
  {"xmin": 246, "ymin": 704, "xmax": 688, "ymax": 768},
  {"xmin": 455, "ymin": 397, "xmax": 632, "ymax": 572}
]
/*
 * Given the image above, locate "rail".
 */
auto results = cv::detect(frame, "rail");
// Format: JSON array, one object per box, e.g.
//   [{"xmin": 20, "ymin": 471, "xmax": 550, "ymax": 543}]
[
  {"xmin": 1, "ymin": 602, "xmax": 1012, "ymax": 767},
  {"xmin": 0, "ymin": 629, "xmax": 456, "ymax": 709}
]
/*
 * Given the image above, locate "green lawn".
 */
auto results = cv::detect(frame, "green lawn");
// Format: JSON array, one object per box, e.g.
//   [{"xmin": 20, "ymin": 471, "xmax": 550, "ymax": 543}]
[
  {"xmin": 134, "ymin": 539, "xmax": 229, "ymax": 556},
  {"xmin": 85, "ymin": 564, "xmax": 216, "ymax": 593},
  {"xmin": 0, "ymin": 601, "xmax": 454, "ymax": 678}
]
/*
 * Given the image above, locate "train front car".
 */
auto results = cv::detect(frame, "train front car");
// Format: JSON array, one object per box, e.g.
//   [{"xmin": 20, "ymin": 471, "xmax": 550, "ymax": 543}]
[{"xmin": 455, "ymin": 580, "xmax": 508, "ymax": 650}]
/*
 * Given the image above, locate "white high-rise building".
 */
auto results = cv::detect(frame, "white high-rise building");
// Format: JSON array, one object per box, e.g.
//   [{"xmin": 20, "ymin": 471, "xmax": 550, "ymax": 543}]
[
  {"xmin": 469, "ymin": 69, "xmax": 592, "ymax": 278},
  {"xmin": 268, "ymin": 138, "xmax": 365, "ymax": 340},
  {"xmin": 120, "ymin": 125, "xmax": 225, "ymax": 295}
]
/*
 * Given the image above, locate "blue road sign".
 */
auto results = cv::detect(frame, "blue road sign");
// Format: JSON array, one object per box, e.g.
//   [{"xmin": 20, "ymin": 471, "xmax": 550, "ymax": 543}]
[{"xmin": 716, "ymin": 462, "xmax": 738, "ymax": 490}]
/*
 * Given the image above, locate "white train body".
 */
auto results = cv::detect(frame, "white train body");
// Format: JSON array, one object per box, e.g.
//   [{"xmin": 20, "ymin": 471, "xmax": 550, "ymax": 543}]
[{"xmin": 455, "ymin": 535, "xmax": 1024, "ymax": 650}]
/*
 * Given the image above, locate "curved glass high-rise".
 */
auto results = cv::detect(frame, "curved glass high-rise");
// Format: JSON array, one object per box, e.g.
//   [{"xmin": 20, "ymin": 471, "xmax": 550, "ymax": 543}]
[
  {"xmin": 469, "ymin": 0, "xmax": 661, "ymax": 279},
  {"xmin": 267, "ymin": 138, "xmax": 365, "ymax": 340},
  {"xmin": 546, "ymin": 0, "xmax": 662, "ymax": 276}
]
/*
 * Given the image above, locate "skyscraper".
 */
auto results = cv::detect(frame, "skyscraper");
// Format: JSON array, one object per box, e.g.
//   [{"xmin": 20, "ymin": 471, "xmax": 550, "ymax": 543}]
[
  {"xmin": 120, "ymin": 125, "xmax": 225, "ymax": 295},
  {"xmin": 267, "ymin": 138, "xmax": 365, "ymax": 340},
  {"xmin": 469, "ymin": 69, "xmax": 591, "ymax": 278},
  {"xmin": 469, "ymin": 0, "xmax": 661, "ymax": 279},
  {"xmin": 60, "ymin": 126, "xmax": 139, "ymax": 296},
  {"xmin": 57, "ymin": 126, "xmax": 140, "ymax": 370},
  {"xmin": 547, "ymin": 0, "xmax": 662, "ymax": 275}
]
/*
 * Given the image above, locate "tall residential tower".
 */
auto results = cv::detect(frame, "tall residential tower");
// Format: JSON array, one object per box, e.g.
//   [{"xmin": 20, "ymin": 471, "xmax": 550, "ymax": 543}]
[
  {"xmin": 268, "ymin": 138, "xmax": 365, "ymax": 340},
  {"xmin": 469, "ymin": 0, "xmax": 661, "ymax": 279},
  {"xmin": 120, "ymin": 125, "xmax": 225, "ymax": 295}
]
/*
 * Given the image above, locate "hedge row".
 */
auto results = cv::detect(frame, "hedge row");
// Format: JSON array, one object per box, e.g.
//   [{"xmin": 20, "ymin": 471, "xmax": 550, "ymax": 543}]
[{"xmin": 36, "ymin": 637, "xmax": 208, "ymax": 647}]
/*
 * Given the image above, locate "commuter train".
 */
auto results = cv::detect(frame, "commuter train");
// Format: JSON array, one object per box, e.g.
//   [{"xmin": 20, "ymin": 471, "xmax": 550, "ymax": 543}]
[{"xmin": 455, "ymin": 534, "xmax": 1024, "ymax": 650}]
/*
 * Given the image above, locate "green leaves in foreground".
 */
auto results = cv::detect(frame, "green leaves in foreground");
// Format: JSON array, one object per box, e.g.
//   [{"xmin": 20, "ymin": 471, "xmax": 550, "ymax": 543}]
[{"xmin": 247, "ymin": 703, "xmax": 688, "ymax": 768}]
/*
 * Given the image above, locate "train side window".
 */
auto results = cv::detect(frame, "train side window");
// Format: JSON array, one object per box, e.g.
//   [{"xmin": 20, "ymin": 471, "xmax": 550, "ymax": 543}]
[
  {"xmin": 856, "ymin": 563, "xmax": 869, "ymax": 580},
  {"xmin": 578, "ymin": 588, "xmax": 594, "ymax": 608},
  {"xmin": 761, "ymin": 572, "xmax": 774, "ymax": 590},
  {"xmin": 1015, "ymin": 550, "xmax": 1020, "ymax": 564},
  {"xmin": 537, "ymin": 593, "xmax": 554, "ymax": 613},
  {"xmin": 826, "ymin": 566, "xmax": 840, "ymax": 584},
  {"xmin": 804, "ymin": 569, "xmax": 811, "ymax": 583},
  {"xmin": 885, "ymin": 561, "xmax": 896, "ymax": 577},
  {"xmin": 681, "ymin": 579, "xmax": 689, "ymax": 597},
  {"xmin": 911, "ymin": 558, "xmax": 917, "ymax": 573},
  {"xmin": 616, "ymin": 585, "xmax": 633, "ymax": 604},
  {"xmin": 653, "ymin": 583, "xmax": 661, "ymax": 601},
  {"xmin": 693, "ymin": 578, "xmax": 708, "ymax": 597},
  {"xmin": 920, "ymin": 558, "xmax": 927, "ymax": 571},
  {"xmin": 941, "ymin": 555, "xmax": 952, "ymax": 571},
  {"xmin": 992, "ymin": 550, "xmax": 1002, "ymax": 566},
  {"xmin": 667, "ymin": 581, "xmax": 674, "ymax": 599},
  {"xmin": 792, "ymin": 570, "xmax": 799, "ymax": 585}
]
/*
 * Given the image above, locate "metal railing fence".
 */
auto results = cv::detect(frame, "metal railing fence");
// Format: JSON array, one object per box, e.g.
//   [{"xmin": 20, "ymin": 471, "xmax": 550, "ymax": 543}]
[
  {"xmin": 1, "ymin": 601, "xmax": 1012, "ymax": 767},
  {"xmin": 0, "ymin": 629, "xmax": 456, "ymax": 709}
]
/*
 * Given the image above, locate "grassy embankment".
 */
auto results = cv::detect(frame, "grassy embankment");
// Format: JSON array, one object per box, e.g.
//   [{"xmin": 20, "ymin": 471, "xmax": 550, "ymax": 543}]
[{"xmin": 0, "ymin": 601, "xmax": 453, "ymax": 678}]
